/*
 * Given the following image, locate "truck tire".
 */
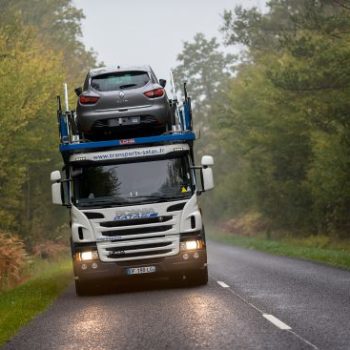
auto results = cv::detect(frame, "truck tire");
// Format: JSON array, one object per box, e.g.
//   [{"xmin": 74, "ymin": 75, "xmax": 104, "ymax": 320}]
[
  {"xmin": 186, "ymin": 266, "xmax": 208, "ymax": 287},
  {"xmin": 74, "ymin": 280, "xmax": 89, "ymax": 296},
  {"xmin": 192, "ymin": 266, "xmax": 208, "ymax": 286}
]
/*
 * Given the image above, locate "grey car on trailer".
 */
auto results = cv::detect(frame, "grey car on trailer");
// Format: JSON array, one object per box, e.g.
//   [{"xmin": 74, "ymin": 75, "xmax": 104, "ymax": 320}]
[{"xmin": 76, "ymin": 65, "xmax": 172, "ymax": 137}]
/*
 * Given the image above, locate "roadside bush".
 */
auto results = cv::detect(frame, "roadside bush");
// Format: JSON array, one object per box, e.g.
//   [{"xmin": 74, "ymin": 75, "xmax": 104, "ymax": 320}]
[
  {"xmin": 32, "ymin": 240, "xmax": 68, "ymax": 260},
  {"xmin": 0, "ymin": 231, "xmax": 27, "ymax": 290},
  {"xmin": 221, "ymin": 212, "xmax": 270, "ymax": 236},
  {"xmin": 285, "ymin": 235, "xmax": 332, "ymax": 249}
]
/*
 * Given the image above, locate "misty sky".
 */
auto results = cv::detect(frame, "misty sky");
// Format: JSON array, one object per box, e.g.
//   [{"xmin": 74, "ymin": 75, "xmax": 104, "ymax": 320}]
[{"xmin": 73, "ymin": 0, "xmax": 265, "ymax": 81}]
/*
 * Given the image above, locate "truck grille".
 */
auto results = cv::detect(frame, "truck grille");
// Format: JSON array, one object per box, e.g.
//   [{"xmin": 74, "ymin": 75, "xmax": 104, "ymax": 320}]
[
  {"xmin": 101, "ymin": 225, "xmax": 172, "ymax": 236},
  {"xmin": 100, "ymin": 216, "xmax": 172, "ymax": 227},
  {"xmin": 106, "ymin": 242, "xmax": 173, "ymax": 259},
  {"xmin": 94, "ymin": 215, "xmax": 179, "ymax": 262}
]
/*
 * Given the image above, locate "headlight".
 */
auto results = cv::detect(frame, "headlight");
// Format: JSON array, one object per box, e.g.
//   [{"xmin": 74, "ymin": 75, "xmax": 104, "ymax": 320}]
[
  {"xmin": 79, "ymin": 250, "xmax": 99, "ymax": 261},
  {"xmin": 185, "ymin": 241, "xmax": 198, "ymax": 250},
  {"xmin": 180, "ymin": 240, "xmax": 203, "ymax": 251}
]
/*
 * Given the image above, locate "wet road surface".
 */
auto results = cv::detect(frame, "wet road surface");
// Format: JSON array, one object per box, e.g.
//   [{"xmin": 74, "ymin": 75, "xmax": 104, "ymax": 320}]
[{"xmin": 2, "ymin": 240, "xmax": 350, "ymax": 350}]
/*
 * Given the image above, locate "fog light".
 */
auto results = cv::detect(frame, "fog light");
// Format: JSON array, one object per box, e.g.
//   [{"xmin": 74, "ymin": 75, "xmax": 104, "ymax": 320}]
[
  {"xmin": 81, "ymin": 263, "xmax": 87, "ymax": 270},
  {"xmin": 80, "ymin": 250, "xmax": 99, "ymax": 261},
  {"xmin": 183, "ymin": 253, "xmax": 189, "ymax": 260},
  {"xmin": 193, "ymin": 252, "xmax": 199, "ymax": 259},
  {"xmin": 91, "ymin": 262, "xmax": 98, "ymax": 269}
]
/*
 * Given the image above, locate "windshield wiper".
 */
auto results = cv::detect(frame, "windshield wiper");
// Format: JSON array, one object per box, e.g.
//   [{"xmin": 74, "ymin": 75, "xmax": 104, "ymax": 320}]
[
  {"xmin": 134, "ymin": 194, "xmax": 191, "ymax": 202},
  {"xmin": 76, "ymin": 193, "xmax": 192, "ymax": 207},
  {"xmin": 76, "ymin": 198, "xmax": 123, "ymax": 207}
]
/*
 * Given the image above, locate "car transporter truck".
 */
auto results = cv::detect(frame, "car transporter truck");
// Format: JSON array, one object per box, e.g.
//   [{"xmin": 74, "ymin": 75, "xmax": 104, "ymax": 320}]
[{"xmin": 50, "ymin": 80, "xmax": 214, "ymax": 295}]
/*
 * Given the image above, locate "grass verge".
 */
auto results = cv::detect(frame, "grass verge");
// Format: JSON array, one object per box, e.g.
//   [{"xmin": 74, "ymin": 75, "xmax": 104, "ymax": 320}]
[
  {"xmin": 0, "ymin": 258, "xmax": 72, "ymax": 346},
  {"xmin": 208, "ymin": 230, "xmax": 350, "ymax": 270}
]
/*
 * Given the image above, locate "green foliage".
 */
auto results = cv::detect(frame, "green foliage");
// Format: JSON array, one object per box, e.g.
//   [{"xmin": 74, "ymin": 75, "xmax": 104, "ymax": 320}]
[
  {"xmin": 0, "ymin": 1, "xmax": 97, "ymax": 241},
  {"xmin": 0, "ymin": 258, "xmax": 71, "ymax": 346},
  {"xmin": 173, "ymin": 1, "xmax": 350, "ymax": 238},
  {"xmin": 173, "ymin": 33, "xmax": 235, "ymax": 105},
  {"xmin": 209, "ymin": 229, "xmax": 350, "ymax": 270},
  {"xmin": 172, "ymin": 32, "xmax": 235, "ymax": 191},
  {"xmin": 218, "ymin": 0, "xmax": 350, "ymax": 236}
]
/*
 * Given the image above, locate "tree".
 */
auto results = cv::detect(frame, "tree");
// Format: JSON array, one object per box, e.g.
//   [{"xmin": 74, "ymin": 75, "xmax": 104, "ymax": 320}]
[
  {"xmin": 205, "ymin": 0, "xmax": 350, "ymax": 235},
  {"xmin": 172, "ymin": 33, "xmax": 235, "ymax": 159},
  {"xmin": 173, "ymin": 33, "xmax": 235, "ymax": 104},
  {"xmin": 0, "ymin": 0, "xmax": 98, "ymax": 242}
]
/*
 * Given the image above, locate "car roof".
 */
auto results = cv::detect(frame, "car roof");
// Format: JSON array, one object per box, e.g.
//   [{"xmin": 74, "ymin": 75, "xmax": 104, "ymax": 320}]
[{"xmin": 89, "ymin": 65, "xmax": 152, "ymax": 77}]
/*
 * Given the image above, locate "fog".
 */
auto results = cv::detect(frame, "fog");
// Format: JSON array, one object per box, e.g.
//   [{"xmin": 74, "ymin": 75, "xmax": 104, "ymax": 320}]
[{"xmin": 73, "ymin": 0, "xmax": 265, "ymax": 80}]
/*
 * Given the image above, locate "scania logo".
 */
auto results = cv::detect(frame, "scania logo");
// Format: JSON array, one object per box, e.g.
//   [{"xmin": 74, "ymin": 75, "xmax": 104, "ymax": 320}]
[{"xmin": 114, "ymin": 209, "xmax": 158, "ymax": 221}]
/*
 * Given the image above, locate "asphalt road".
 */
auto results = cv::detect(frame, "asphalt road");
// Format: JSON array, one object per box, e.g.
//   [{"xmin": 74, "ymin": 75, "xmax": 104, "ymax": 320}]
[{"xmin": 2, "ymin": 240, "xmax": 350, "ymax": 350}]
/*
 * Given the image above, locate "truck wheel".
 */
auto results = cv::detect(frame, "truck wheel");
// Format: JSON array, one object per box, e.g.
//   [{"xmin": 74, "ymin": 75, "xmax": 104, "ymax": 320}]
[
  {"xmin": 74, "ymin": 280, "xmax": 89, "ymax": 296},
  {"xmin": 188, "ymin": 267, "xmax": 208, "ymax": 286}
]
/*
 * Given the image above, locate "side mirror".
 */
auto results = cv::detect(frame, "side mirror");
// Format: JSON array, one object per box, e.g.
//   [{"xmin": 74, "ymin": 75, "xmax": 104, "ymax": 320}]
[
  {"xmin": 201, "ymin": 155, "xmax": 214, "ymax": 167},
  {"xmin": 75, "ymin": 87, "xmax": 83, "ymax": 97},
  {"xmin": 50, "ymin": 171, "xmax": 63, "ymax": 205},
  {"xmin": 50, "ymin": 170, "xmax": 61, "ymax": 182},
  {"xmin": 159, "ymin": 79, "xmax": 167, "ymax": 88},
  {"xmin": 201, "ymin": 155, "xmax": 214, "ymax": 191}
]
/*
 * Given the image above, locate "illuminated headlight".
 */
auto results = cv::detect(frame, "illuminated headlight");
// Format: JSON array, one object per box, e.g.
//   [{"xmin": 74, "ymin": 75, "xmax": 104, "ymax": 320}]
[
  {"xmin": 79, "ymin": 250, "xmax": 99, "ymax": 261},
  {"xmin": 180, "ymin": 240, "xmax": 203, "ymax": 251}
]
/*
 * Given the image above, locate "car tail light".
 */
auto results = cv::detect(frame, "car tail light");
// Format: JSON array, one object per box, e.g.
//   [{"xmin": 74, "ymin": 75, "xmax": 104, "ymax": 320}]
[
  {"xmin": 79, "ymin": 95, "xmax": 99, "ymax": 104},
  {"xmin": 144, "ymin": 88, "xmax": 165, "ymax": 98}
]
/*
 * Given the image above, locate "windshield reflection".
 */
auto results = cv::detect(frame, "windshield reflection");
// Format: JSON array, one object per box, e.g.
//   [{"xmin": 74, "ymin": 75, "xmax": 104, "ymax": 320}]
[{"xmin": 73, "ymin": 156, "xmax": 194, "ymax": 207}]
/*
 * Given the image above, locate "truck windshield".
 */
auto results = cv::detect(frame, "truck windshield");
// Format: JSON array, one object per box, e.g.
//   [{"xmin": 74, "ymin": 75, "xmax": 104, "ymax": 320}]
[{"xmin": 73, "ymin": 156, "xmax": 194, "ymax": 207}]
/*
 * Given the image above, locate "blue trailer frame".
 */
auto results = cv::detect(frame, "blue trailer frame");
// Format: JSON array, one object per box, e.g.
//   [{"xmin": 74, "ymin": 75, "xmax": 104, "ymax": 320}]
[{"xmin": 57, "ymin": 89, "xmax": 195, "ymax": 159}]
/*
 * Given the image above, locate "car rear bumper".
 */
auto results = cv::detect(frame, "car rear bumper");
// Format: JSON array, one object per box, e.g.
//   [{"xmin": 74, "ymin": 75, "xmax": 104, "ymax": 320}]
[{"xmin": 77, "ymin": 103, "xmax": 170, "ymax": 133}]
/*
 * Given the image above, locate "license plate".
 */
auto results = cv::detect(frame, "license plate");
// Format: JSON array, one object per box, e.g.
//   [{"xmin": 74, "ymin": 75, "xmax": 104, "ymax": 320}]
[
  {"xmin": 109, "ymin": 117, "xmax": 140, "ymax": 126},
  {"xmin": 126, "ymin": 266, "xmax": 156, "ymax": 275}
]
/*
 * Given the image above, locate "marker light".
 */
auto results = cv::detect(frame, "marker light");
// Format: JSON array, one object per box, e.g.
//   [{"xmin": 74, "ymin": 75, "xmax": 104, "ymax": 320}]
[
  {"xmin": 144, "ymin": 88, "xmax": 164, "ymax": 98},
  {"xmin": 80, "ymin": 251, "xmax": 99, "ymax": 261},
  {"xmin": 79, "ymin": 95, "xmax": 99, "ymax": 105}
]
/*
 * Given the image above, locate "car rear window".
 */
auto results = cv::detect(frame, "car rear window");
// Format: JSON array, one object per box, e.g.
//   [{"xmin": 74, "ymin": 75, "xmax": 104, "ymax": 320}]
[{"xmin": 91, "ymin": 71, "xmax": 150, "ymax": 91}]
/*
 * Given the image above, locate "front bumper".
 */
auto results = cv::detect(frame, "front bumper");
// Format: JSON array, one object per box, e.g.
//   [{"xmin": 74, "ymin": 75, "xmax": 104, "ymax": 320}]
[{"xmin": 73, "ymin": 249, "xmax": 207, "ymax": 283}]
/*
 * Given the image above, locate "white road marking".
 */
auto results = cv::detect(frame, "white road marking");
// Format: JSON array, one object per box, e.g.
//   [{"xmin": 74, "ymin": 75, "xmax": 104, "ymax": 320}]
[
  {"xmin": 263, "ymin": 314, "xmax": 291, "ymax": 330},
  {"xmin": 217, "ymin": 281, "xmax": 230, "ymax": 288},
  {"xmin": 289, "ymin": 330, "xmax": 319, "ymax": 350},
  {"xmin": 211, "ymin": 275, "xmax": 319, "ymax": 349}
]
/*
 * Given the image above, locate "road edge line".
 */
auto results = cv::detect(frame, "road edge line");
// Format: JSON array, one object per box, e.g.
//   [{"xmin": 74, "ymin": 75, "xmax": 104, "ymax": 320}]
[
  {"xmin": 217, "ymin": 281, "xmax": 230, "ymax": 288},
  {"xmin": 263, "ymin": 314, "xmax": 291, "ymax": 330}
]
